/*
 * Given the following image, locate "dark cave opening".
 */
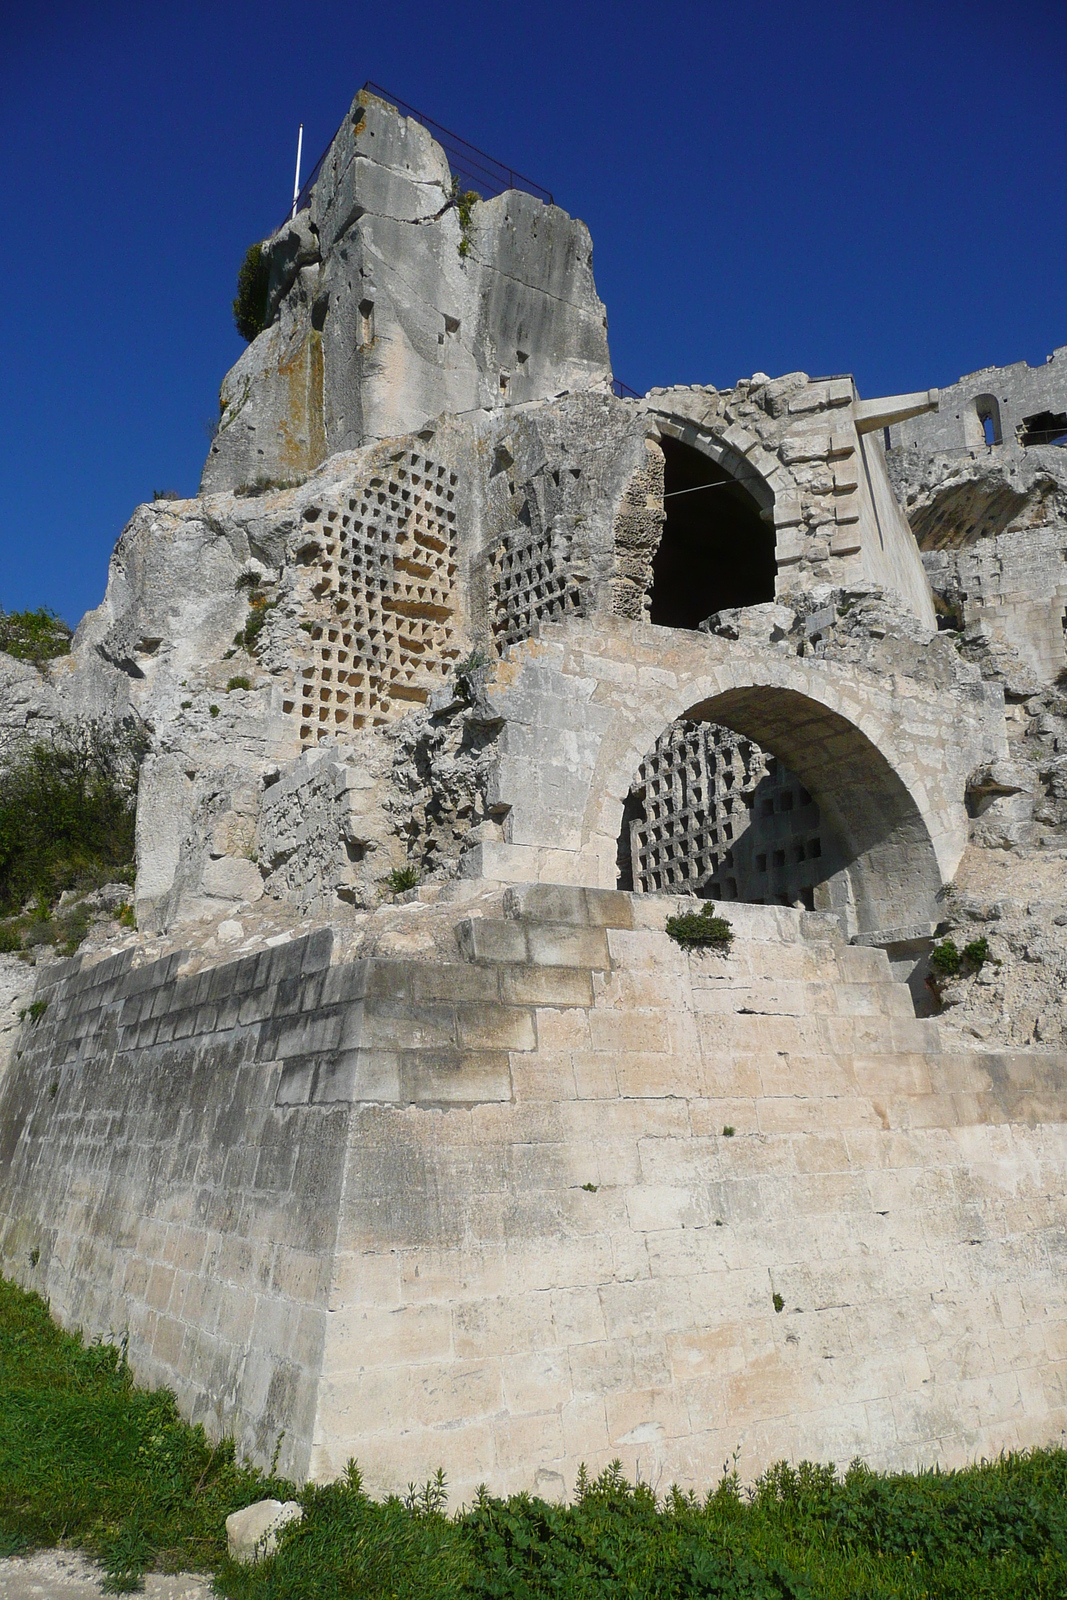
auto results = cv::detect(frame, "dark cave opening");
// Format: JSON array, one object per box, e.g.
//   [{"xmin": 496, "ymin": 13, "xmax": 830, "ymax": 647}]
[{"xmin": 649, "ymin": 437, "xmax": 776, "ymax": 630}]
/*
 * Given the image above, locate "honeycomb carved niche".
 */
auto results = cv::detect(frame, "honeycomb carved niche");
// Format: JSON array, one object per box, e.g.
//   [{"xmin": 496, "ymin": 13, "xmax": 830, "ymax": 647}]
[
  {"xmin": 289, "ymin": 450, "xmax": 462, "ymax": 742},
  {"xmin": 618, "ymin": 718, "xmax": 829, "ymax": 909}
]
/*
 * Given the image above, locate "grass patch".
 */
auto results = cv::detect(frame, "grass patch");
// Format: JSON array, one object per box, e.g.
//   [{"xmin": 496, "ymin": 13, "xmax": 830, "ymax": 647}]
[
  {"xmin": 0, "ymin": 1277, "xmax": 292, "ymax": 1590},
  {"xmin": 3, "ymin": 1276, "xmax": 1067, "ymax": 1596},
  {"xmin": 0, "ymin": 608, "xmax": 72, "ymax": 665}
]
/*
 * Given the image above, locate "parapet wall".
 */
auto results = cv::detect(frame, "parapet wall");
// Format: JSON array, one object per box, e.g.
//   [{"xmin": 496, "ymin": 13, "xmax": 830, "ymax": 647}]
[{"xmin": 3, "ymin": 893, "xmax": 1067, "ymax": 1498}]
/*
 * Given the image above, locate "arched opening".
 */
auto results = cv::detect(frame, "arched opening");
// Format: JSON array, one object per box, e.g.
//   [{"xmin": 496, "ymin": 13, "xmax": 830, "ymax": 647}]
[
  {"xmin": 649, "ymin": 437, "xmax": 776, "ymax": 630},
  {"xmin": 616, "ymin": 686, "xmax": 942, "ymax": 937}
]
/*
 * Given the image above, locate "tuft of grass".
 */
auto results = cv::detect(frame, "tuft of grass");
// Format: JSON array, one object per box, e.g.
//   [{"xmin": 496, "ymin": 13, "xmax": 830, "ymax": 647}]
[
  {"xmin": 226, "ymin": 677, "xmax": 253, "ymax": 693},
  {"xmin": 0, "ymin": 608, "xmax": 72, "ymax": 665},
  {"xmin": 665, "ymin": 904, "xmax": 734, "ymax": 952},
  {"xmin": 386, "ymin": 865, "xmax": 420, "ymax": 895}
]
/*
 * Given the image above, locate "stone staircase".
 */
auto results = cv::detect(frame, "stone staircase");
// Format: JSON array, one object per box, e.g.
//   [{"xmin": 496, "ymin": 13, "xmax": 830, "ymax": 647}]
[{"xmin": 263, "ymin": 883, "xmax": 1067, "ymax": 1128}]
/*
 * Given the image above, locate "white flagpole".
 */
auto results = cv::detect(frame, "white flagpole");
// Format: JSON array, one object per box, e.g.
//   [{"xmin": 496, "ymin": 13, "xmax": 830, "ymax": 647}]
[{"xmin": 291, "ymin": 124, "xmax": 304, "ymax": 220}]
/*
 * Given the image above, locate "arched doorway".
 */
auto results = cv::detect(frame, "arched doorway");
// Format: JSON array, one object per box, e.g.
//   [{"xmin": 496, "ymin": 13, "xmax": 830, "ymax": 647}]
[
  {"xmin": 649, "ymin": 436, "xmax": 776, "ymax": 629},
  {"xmin": 614, "ymin": 686, "xmax": 943, "ymax": 935}
]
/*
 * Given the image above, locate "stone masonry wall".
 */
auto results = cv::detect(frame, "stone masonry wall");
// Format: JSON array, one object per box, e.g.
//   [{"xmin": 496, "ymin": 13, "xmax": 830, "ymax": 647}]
[{"xmin": 3, "ymin": 893, "xmax": 1067, "ymax": 1503}]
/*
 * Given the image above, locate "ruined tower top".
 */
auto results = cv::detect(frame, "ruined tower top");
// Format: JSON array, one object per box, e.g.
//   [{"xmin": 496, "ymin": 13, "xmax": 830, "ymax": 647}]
[{"xmin": 201, "ymin": 89, "xmax": 613, "ymax": 495}]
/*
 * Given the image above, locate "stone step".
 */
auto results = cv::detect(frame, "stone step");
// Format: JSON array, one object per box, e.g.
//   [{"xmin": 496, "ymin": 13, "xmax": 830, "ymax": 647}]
[
  {"xmin": 456, "ymin": 916, "xmax": 611, "ymax": 970},
  {"xmin": 502, "ymin": 884, "xmax": 634, "ymax": 930}
]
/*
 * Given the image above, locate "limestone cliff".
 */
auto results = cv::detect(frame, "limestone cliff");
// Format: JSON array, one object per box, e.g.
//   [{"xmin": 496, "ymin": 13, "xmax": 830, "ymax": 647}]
[{"xmin": 201, "ymin": 90, "xmax": 612, "ymax": 495}]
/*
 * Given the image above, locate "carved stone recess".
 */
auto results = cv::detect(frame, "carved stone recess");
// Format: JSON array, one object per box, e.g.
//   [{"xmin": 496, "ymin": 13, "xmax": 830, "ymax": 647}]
[{"xmin": 292, "ymin": 449, "xmax": 461, "ymax": 742}]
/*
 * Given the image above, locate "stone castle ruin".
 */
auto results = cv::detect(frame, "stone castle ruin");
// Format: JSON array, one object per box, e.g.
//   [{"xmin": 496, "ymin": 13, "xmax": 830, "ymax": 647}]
[{"xmin": 3, "ymin": 86, "xmax": 1067, "ymax": 1500}]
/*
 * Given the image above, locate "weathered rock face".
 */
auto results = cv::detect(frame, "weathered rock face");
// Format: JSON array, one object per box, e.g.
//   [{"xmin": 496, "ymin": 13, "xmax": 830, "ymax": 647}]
[
  {"xmin": 9, "ymin": 87, "xmax": 1067, "ymax": 1505},
  {"xmin": 200, "ymin": 90, "xmax": 612, "ymax": 495}
]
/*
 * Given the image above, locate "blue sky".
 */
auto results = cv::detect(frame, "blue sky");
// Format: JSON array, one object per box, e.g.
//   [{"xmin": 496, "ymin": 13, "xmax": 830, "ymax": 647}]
[{"xmin": 2, "ymin": 0, "xmax": 1065, "ymax": 628}]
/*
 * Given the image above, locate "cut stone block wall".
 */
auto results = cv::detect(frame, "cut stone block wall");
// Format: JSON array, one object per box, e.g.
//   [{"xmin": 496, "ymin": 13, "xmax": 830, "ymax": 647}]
[
  {"xmin": 3, "ymin": 894, "xmax": 1067, "ymax": 1502},
  {"xmin": 475, "ymin": 618, "xmax": 1004, "ymax": 937}
]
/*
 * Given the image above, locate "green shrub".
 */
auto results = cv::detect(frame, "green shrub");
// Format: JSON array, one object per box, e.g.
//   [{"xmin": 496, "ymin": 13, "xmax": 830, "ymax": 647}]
[
  {"xmin": 452, "ymin": 649, "xmax": 487, "ymax": 701},
  {"xmin": 0, "ymin": 608, "xmax": 72, "ymax": 665},
  {"xmin": 226, "ymin": 676, "xmax": 252, "ymax": 693},
  {"xmin": 931, "ymin": 936, "xmax": 992, "ymax": 984},
  {"xmin": 0, "ymin": 924, "xmax": 21, "ymax": 954},
  {"xmin": 234, "ymin": 599, "xmax": 278, "ymax": 655},
  {"xmin": 451, "ymin": 179, "xmax": 479, "ymax": 259},
  {"xmin": 233, "ymin": 242, "xmax": 270, "ymax": 343},
  {"xmin": 387, "ymin": 865, "xmax": 420, "ymax": 895},
  {"xmin": 0, "ymin": 724, "xmax": 142, "ymax": 917},
  {"xmin": 665, "ymin": 904, "xmax": 734, "ymax": 952},
  {"xmin": 930, "ymin": 938, "xmax": 961, "ymax": 978},
  {"xmin": 117, "ymin": 903, "xmax": 136, "ymax": 929}
]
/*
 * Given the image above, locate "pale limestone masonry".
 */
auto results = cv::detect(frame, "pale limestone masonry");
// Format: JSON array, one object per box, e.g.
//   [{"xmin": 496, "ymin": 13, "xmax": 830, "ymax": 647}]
[
  {"xmin": 6, "ymin": 82, "xmax": 1067, "ymax": 1501},
  {"xmin": 3, "ymin": 890, "xmax": 1067, "ymax": 1499}
]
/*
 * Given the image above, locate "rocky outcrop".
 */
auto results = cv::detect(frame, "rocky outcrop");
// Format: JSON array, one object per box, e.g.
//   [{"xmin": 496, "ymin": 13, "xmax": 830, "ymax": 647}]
[{"xmin": 200, "ymin": 90, "xmax": 612, "ymax": 495}]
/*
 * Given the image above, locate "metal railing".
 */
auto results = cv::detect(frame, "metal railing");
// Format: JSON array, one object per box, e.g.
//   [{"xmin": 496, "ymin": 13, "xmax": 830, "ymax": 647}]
[
  {"xmin": 611, "ymin": 377, "xmax": 641, "ymax": 399},
  {"xmin": 278, "ymin": 81, "xmax": 553, "ymax": 231}
]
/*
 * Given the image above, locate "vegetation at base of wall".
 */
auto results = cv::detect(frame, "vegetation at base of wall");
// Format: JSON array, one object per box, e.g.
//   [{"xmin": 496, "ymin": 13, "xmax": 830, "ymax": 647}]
[
  {"xmin": 226, "ymin": 677, "xmax": 253, "ymax": 693},
  {"xmin": 930, "ymin": 935, "xmax": 993, "ymax": 981},
  {"xmin": 0, "ymin": 725, "xmax": 143, "ymax": 919},
  {"xmin": 0, "ymin": 1276, "xmax": 293, "ymax": 1591},
  {"xmin": 233, "ymin": 243, "xmax": 271, "ymax": 343},
  {"xmin": 0, "ymin": 608, "xmax": 72, "ymax": 665},
  {"xmin": 4, "ymin": 1274, "xmax": 1067, "ymax": 1597},
  {"xmin": 665, "ymin": 904, "xmax": 734, "ymax": 952}
]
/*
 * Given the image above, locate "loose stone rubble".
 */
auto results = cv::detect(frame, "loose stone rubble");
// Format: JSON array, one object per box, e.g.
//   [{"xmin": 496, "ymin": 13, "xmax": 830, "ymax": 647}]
[{"xmin": 3, "ymin": 86, "xmax": 1067, "ymax": 1500}]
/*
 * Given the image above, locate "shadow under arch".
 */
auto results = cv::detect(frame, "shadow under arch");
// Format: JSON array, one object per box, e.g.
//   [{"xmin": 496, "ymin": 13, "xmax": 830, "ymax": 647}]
[{"xmin": 637, "ymin": 684, "xmax": 943, "ymax": 936}]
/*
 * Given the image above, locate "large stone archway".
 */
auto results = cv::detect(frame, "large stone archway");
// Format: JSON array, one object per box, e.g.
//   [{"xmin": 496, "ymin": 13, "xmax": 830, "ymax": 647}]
[{"xmin": 474, "ymin": 618, "xmax": 1005, "ymax": 938}]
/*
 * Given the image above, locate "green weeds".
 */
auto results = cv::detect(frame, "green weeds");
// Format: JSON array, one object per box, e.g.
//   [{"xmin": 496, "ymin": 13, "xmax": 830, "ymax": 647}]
[
  {"xmin": 0, "ymin": 608, "xmax": 72, "ymax": 665},
  {"xmin": 386, "ymin": 865, "xmax": 420, "ymax": 895},
  {"xmin": 3, "ymin": 1276, "xmax": 1067, "ymax": 1596},
  {"xmin": 930, "ymin": 936, "xmax": 993, "ymax": 982},
  {"xmin": 233, "ymin": 243, "xmax": 270, "ymax": 343}
]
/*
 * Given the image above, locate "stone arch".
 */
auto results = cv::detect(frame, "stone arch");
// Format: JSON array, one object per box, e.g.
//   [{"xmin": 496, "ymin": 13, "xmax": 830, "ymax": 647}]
[
  {"xmin": 603, "ymin": 683, "xmax": 941, "ymax": 936},
  {"xmin": 542, "ymin": 628, "xmax": 962, "ymax": 936}
]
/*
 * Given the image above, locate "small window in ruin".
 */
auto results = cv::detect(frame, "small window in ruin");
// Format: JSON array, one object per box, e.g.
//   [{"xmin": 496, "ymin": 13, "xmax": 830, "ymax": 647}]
[
  {"xmin": 773, "ymin": 849, "xmax": 786, "ymax": 869},
  {"xmin": 1019, "ymin": 410, "xmax": 1067, "ymax": 448},
  {"xmin": 756, "ymin": 853, "xmax": 767, "ymax": 873},
  {"xmin": 974, "ymin": 394, "xmax": 1002, "ymax": 448},
  {"xmin": 780, "ymin": 791, "xmax": 794, "ymax": 812},
  {"xmin": 649, "ymin": 436, "xmax": 775, "ymax": 629},
  {"xmin": 358, "ymin": 299, "xmax": 375, "ymax": 348}
]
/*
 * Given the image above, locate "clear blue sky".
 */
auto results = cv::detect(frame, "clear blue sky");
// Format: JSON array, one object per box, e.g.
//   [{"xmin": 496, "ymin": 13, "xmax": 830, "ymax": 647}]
[{"xmin": 3, "ymin": 0, "xmax": 1065, "ymax": 629}]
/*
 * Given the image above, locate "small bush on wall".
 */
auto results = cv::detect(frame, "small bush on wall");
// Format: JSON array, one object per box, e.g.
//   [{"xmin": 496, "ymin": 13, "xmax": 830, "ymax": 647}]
[
  {"xmin": 233, "ymin": 242, "xmax": 270, "ymax": 343},
  {"xmin": 665, "ymin": 904, "xmax": 734, "ymax": 952}
]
